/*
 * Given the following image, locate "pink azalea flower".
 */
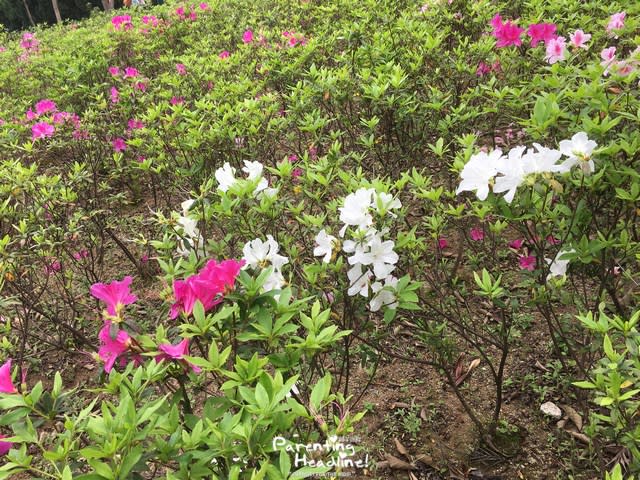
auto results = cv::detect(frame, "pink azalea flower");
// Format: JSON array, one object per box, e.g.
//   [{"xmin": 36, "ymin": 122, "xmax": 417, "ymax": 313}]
[
  {"xmin": 98, "ymin": 321, "xmax": 132, "ymax": 373},
  {"xmin": 31, "ymin": 122, "xmax": 55, "ymax": 141},
  {"xmin": 90, "ymin": 276, "xmax": 138, "ymax": 317},
  {"xmin": 156, "ymin": 338, "xmax": 201, "ymax": 373},
  {"xmin": 189, "ymin": 11, "xmax": 197, "ymax": 21},
  {"xmin": 199, "ymin": 2, "xmax": 208, "ymax": 10},
  {"xmin": 546, "ymin": 235, "xmax": 561, "ymax": 245},
  {"xmin": 124, "ymin": 66, "xmax": 139, "ymax": 78},
  {"xmin": 519, "ymin": 255, "xmax": 536, "ymax": 271},
  {"xmin": 493, "ymin": 20, "xmax": 524, "ymax": 47},
  {"xmin": 134, "ymin": 81, "xmax": 147, "ymax": 92},
  {"xmin": 470, "ymin": 228, "xmax": 485, "ymax": 241},
  {"xmin": 490, "ymin": 14, "xmax": 503, "ymax": 30},
  {"xmin": 476, "ymin": 61, "xmax": 491, "ymax": 76},
  {"xmin": 73, "ymin": 249, "xmax": 89, "ymax": 260},
  {"xmin": 170, "ymin": 259, "xmax": 244, "ymax": 319},
  {"xmin": 0, "ymin": 435, "xmax": 11, "ymax": 456},
  {"xmin": 615, "ymin": 61, "xmax": 635, "ymax": 77},
  {"xmin": 607, "ymin": 12, "xmax": 626, "ymax": 33},
  {"xmin": 112, "ymin": 137, "xmax": 127, "ymax": 152},
  {"xmin": 110, "ymin": 87, "xmax": 119, "ymax": 104},
  {"xmin": 170, "ymin": 96, "xmax": 184, "ymax": 105},
  {"xmin": 569, "ymin": 30, "xmax": 591, "ymax": 49},
  {"xmin": 491, "ymin": 60, "xmax": 502, "ymax": 73},
  {"xmin": 0, "ymin": 359, "xmax": 17, "ymax": 394},
  {"xmin": 112, "ymin": 15, "xmax": 132, "ymax": 31},
  {"xmin": 601, "ymin": 46, "xmax": 617, "ymax": 75},
  {"xmin": 44, "ymin": 259, "xmax": 61, "ymax": 275},
  {"xmin": 508, "ymin": 239, "xmax": 524, "ymax": 250},
  {"xmin": 309, "ymin": 146, "xmax": 318, "ymax": 160},
  {"xmin": 108, "ymin": 66, "xmax": 119, "ymax": 76},
  {"xmin": 527, "ymin": 23, "xmax": 557, "ymax": 47},
  {"xmin": 242, "ymin": 29, "xmax": 254, "ymax": 44},
  {"xmin": 128, "ymin": 119, "xmax": 144, "ymax": 130},
  {"xmin": 219, "ymin": 50, "xmax": 230, "ymax": 59},
  {"xmin": 25, "ymin": 109, "xmax": 37, "ymax": 120},
  {"xmin": 288, "ymin": 154, "xmax": 298, "ymax": 163},
  {"xmin": 175, "ymin": 6, "xmax": 185, "ymax": 18},
  {"xmin": 545, "ymin": 36, "xmax": 567, "ymax": 64},
  {"xmin": 176, "ymin": 63, "xmax": 187, "ymax": 75},
  {"xmin": 35, "ymin": 99, "xmax": 57, "ymax": 115},
  {"xmin": 438, "ymin": 237, "xmax": 449, "ymax": 249}
]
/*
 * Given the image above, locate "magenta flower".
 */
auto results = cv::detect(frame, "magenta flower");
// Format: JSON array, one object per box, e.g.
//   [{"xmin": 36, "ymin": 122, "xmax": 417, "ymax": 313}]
[
  {"xmin": 519, "ymin": 255, "xmax": 536, "ymax": 271},
  {"xmin": 110, "ymin": 87, "xmax": 119, "ymax": 104},
  {"xmin": 546, "ymin": 235, "xmax": 561, "ymax": 245},
  {"xmin": 493, "ymin": 20, "xmax": 524, "ymax": 47},
  {"xmin": 176, "ymin": 63, "xmax": 187, "ymax": 75},
  {"xmin": 0, "ymin": 359, "xmax": 17, "ymax": 394},
  {"xmin": 108, "ymin": 66, "xmax": 119, "ymax": 76},
  {"xmin": 25, "ymin": 109, "xmax": 37, "ymax": 120},
  {"xmin": 156, "ymin": 338, "xmax": 201, "ymax": 373},
  {"xmin": 32, "ymin": 122, "xmax": 55, "ymax": 141},
  {"xmin": 438, "ymin": 237, "xmax": 449, "ymax": 249},
  {"xmin": 0, "ymin": 435, "xmax": 11, "ymax": 456},
  {"xmin": 44, "ymin": 259, "xmax": 61, "ymax": 275},
  {"xmin": 545, "ymin": 36, "xmax": 567, "ymax": 64},
  {"xmin": 112, "ymin": 15, "xmax": 132, "ymax": 31},
  {"xmin": 189, "ymin": 11, "xmax": 197, "ymax": 21},
  {"xmin": 219, "ymin": 50, "xmax": 230, "ymax": 59},
  {"xmin": 292, "ymin": 167, "xmax": 303, "ymax": 178},
  {"xmin": 98, "ymin": 321, "xmax": 132, "ymax": 373},
  {"xmin": 35, "ymin": 99, "xmax": 57, "ymax": 115},
  {"xmin": 134, "ymin": 81, "xmax": 147, "ymax": 92},
  {"xmin": 570, "ymin": 30, "xmax": 591, "ymax": 49},
  {"xmin": 175, "ymin": 6, "xmax": 185, "ymax": 18},
  {"xmin": 508, "ymin": 239, "xmax": 524, "ymax": 250},
  {"xmin": 112, "ymin": 137, "xmax": 127, "ymax": 152},
  {"xmin": 527, "ymin": 23, "xmax": 557, "ymax": 47},
  {"xmin": 242, "ymin": 29, "xmax": 254, "ymax": 44},
  {"xmin": 490, "ymin": 14, "xmax": 503, "ymax": 30},
  {"xmin": 199, "ymin": 2, "xmax": 208, "ymax": 9},
  {"xmin": 470, "ymin": 228, "xmax": 485, "ymax": 241},
  {"xmin": 170, "ymin": 96, "xmax": 184, "ymax": 105},
  {"xmin": 90, "ymin": 276, "xmax": 138, "ymax": 317},
  {"xmin": 476, "ymin": 61, "xmax": 491, "ymax": 77},
  {"xmin": 607, "ymin": 12, "xmax": 626, "ymax": 33},
  {"xmin": 128, "ymin": 118, "xmax": 144, "ymax": 130},
  {"xmin": 170, "ymin": 259, "xmax": 244, "ymax": 319},
  {"xmin": 124, "ymin": 66, "xmax": 139, "ymax": 78},
  {"xmin": 73, "ymin": 249, "xmax": 89, "ymax": 260}
]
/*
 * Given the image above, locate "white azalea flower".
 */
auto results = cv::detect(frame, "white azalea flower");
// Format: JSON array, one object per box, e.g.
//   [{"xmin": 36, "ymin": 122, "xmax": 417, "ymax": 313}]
[
  {"xmin": 369, "ymin": 276, "xmax": 399, "ymax": 312},
  {"xmin": 493, "ymin": 146, "xmax": 528, "ymax": 204},
  {"xmin": 527, "ymin": 144, "xmax": 566, "ymax": 174},
  {"xmin": 314, "ymin": 229, "xmax": 337, "ymax": 263},
  {"xmin": 546, "ymin": 249, "xmax": 575, "ymax": 281},
  {"xmin": 347, "ymin": 264, "xmax": 372, "ymax": 297},
  {"xmin": 559, "ymin": 132, "xmax": 597, "ymax": 173},
  {"xmin": 181, "ymin": 199, "xmax": 195, "ymax": 214},
  {"xmin": 242, "ymin": 160, "xmax": 264, "ymax": 180},
  {"xmin": 456, "ymin": 149, "xmax": 503, "ymax": 201},
  {"xmin": 339, "ymin": 188, "xmax": 375, "ymax": 236},
  {"xmin": 215, "ymin": 162, "xmax": 237, "ymax": 192},
  {"xmin": 263, "ymin": 268, "xmax": 286, "ymax": 292},
  {"xmin": 242, "ymin": 235, "xmax": 289, "ymax": 271},
  {"xmin": 375, "ymin": 192, "xmax": 402, "ymax": 216}
]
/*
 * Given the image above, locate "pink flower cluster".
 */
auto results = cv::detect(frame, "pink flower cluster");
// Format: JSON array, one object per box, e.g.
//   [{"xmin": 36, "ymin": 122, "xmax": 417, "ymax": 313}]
[
  {"xmin": 27, "ymin": 99, "xmax": 81, "ymax": 141},
  {"xmin": 175, "ymin": 5, "xmax": 199, "ymax": 21},
  {"xmin": 170, "ymin": 259, "xmax": 244, "ymax": 319},
  {"xmin": 282, "ymin": 31, "xmax": 307, "ymax": 47},
  {"xmin": 475, "ymin": 60, "xmax": 501, "ymax": 77},
  {"xmin": 600, "ymin": 45, "xmax": 640, "ymax": 77},
  {"xmin": 20, "ymin": 32, "xmax": 39, "ymax": 52},
  {"xmin": 112, "ymin": 15, "xmax": 133, "ymax": 31}
]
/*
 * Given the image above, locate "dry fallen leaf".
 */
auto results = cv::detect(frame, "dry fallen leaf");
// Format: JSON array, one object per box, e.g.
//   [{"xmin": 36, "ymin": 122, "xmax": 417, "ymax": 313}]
[
  {"xmin": 562, "ymin": 405, "xmax": 583, "ymax": 432},
  {"xmin": 394, "ymin": 437, "xmax": 409, "ymax": 458},
  {"xmin": 385, "ymin": 454, "xmax": 416, "ymax": 471}
]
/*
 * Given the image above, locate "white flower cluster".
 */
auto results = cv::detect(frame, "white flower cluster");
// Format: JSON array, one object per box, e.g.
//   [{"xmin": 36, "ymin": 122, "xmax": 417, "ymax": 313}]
[
  {"xmin": 176, "ymin": 199, "xmax": 206, "ymax": 257},
  {"xmin": 314, "ymin": 188, "xmax": 402, "ymax": 312},
  {"xmin": 242, "ymin": 234, "xmax": 289, "ymax": 292},
  {"xmin": 456, "ymin": 132, "xmax": 597, "ymax": 204},
  {"xmin": 214, "ymin": 160, "xmax": 278, "ymax": 199}
]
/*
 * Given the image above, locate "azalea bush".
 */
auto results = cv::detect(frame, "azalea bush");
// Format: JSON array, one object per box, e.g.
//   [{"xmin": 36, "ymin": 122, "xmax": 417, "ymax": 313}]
[{"xmin": 0, "ymin": 0, "xmax": 639, "ymax": 477}]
